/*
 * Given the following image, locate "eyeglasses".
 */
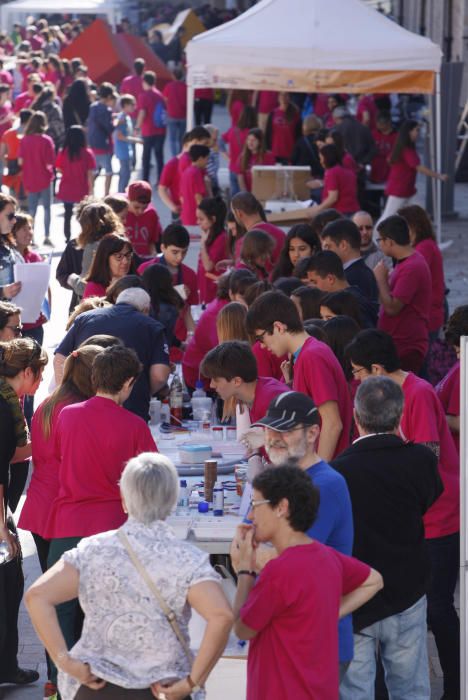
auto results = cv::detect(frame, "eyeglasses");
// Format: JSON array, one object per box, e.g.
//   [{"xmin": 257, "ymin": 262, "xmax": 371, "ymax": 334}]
[
  {"xmin": 112, "ymin": 251, "xmax": 133, "ymax": 262},
  {"xmin": 351, "ymin": 366, "xmax": 367, "ymax": 376},
  {"xmin": 6, "ymin": 324, "xmax": 22, "ymax": 336},
  {"xmin": 6, "ymin": 213, "xmax": 16, "ymax": 221},
  {"xmin": 254, "ymin": 329, "xmax": 271, "ymax": 344},
  {"xmin": 250, "ymin": 498, "xmax": 271, "ymax": 510}
]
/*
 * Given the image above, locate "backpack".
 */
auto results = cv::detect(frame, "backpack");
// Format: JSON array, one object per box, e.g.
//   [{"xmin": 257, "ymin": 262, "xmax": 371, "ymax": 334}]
[{"xmin": 153, "ymin": 98, "xmax": 167, "ymax": 129}]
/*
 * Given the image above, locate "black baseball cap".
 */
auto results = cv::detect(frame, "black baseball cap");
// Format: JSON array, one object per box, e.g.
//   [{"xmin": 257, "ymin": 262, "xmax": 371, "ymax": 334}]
[{"xmin": 251, "ymin": 392, "xmax": 319, "ymax": 432}]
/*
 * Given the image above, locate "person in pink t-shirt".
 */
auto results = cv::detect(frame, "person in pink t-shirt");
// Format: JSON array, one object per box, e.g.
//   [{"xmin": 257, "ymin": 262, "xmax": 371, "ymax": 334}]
[
  {"xmin": 136, "ymin": 70, "xmax": 166, "ymax": 183},
  {"xmin": 124, "ymin": 180, "xmax": 162, "ymax": 257},
  {"xmin": 222, "ymin": 105, "xmax": 257, "ymax": 196},
  {"xmin": 120, "ymin": 57, "xmax": 145, "ymax": 119},
  {"xmin": 436, "ymin": 305, "xmax": 468, "ymax": 456},
  {"xmin": 398, "ymin": 204, "xmax": 446, "ymax": 336},
  {"xmin": 200, "ymin": 340, "xmax": 286, "ymax": 425},
  {"xmin": 347, "ymin": 328, "xmax": 460, "ymax": 698},
  {"xmin": 375, "ymin": 214, "xmax": 431, "ymax": 374},
  {"xmin": 56, "ymin": 125, "xmax": 96, "ymax": 242},
  {"xmin": 381, "ymin": 120, "xmax": 447, "ymax": 220},
  {"xmin": 266, "ymin": 92, "xmax": 301, "ymax": 163},
  {"xmin": 231, "ymin": 191, "xmax": 285, "ymax": 268},
  {"xmin": 238, "ymin": 128, "xmax": 276, "ymax": 193},
  {"xmin": 18, "ymin": 345, "xmax": 103, "ymax": 572},
  {"xmin": 180, "ymin": 144, "xmax": 209, "ymax": 226},
  {"xmin": 356, "ymin": 94, "xmax": 377, "ymax": 130},
  {"xmin": 306, "ymin": 144, "xmax": 359, "ymax": 217},
  {"xmin": 18, "ymin": 111, "xmax": 55, "ymax": 245},
  {"xmin": 0, "ymin": 85, "xmax": 13, "ymax": 139},
  {"xmin": 162, "ymin": 66, "xmax": 187, "ymax": 158},
  {"xmin": 370, "ymin": 112, "xmax": 397, "ymax": 184},
  {"xmin": 196, "ymin": 197, "xmax": 229, "ymax": 304},
  {"xmin": 256, "ymin": 90, "xmax": 278, "ymax": 132},
  {"xmin": 246, "ymin": 291, "xmax": 353, "ymax": 461},
  {"xmin": 44, "ymin": 346, "xmax": 156, "ymax": 687},
  {"xmin": 233, "ymin": 465, "xmax": 381, "ymax": 700}
]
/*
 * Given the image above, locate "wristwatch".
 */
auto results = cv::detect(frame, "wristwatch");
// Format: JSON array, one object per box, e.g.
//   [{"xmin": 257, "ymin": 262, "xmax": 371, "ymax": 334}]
[{"xmin": 186, "ymin": 674, "xmax": 202, "ymax": 692}]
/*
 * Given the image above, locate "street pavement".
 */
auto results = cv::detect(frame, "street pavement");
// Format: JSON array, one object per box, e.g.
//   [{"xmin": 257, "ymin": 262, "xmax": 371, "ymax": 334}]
[{"xmin": 4, "ymin": 104, "xmax": 467, "ymax": 698}]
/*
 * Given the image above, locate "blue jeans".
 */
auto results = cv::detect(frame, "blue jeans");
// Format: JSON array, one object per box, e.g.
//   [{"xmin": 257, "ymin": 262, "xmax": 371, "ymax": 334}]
[
  {"xmin": 339, "ymin": 596, "xmax": 430, "ymax": 700},
  {"xmin": 142, "ymin": 133, "xmax": 165, "ymax": 183},
  {"xmin": 28, "ymin": 185, "xmax": 52, "ymax": 237},
  {"xmin": 118, "ymin": 159, "xmax": 131, "ymax": 192},
  {"xmin": 167, "ymin": 117, "xmax": 186, "ymax": 158},
  {"xmin": 229, "ymin": 170, "xmax": 240, "ymax": 196}
]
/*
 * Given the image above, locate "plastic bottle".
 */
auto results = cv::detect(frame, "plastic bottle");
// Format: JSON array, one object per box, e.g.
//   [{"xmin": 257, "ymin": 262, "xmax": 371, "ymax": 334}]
[
  {"xmin": 192, "ymin": 380, "xmax": 206, "ymax": 399},
  {"xmin": 160, "ymin": 398, "xmax": 170, "ymax": 424},
  {"xmin": 177, "ymin": 479, "xmax": 189, "ymax": 514},
  {"xmin": 191, "ymin": 381, "xmax": 213, "ymax": 422},
  {"xmin": 170, "ymin": 374, "xmax": 183, "ymax": 425},
  {"xmin": 213, "ymin": 481, "xmax": 224, "ymax": 516}
]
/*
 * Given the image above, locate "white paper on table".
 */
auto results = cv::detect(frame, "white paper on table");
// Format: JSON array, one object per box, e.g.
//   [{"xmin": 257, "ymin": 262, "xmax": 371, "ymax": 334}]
[{"xmin": 13, "ymin": 263, "xmax": 51, "ymax": 323}]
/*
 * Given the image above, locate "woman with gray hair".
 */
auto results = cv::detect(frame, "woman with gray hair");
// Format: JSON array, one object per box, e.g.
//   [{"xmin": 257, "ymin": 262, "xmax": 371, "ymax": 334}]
[{"xmin": 25, "ymin": 453, "xmax": 233, "ymax": 700}]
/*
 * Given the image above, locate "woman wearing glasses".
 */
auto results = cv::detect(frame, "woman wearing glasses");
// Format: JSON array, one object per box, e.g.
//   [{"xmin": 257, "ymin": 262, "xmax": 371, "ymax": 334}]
[
  {"xmin": 0, "ymin": 336, "xmax": 47, "ymax": 687},
  {"xmin": 83, "ymin": 233, "xmax": 136, "ymax": 299},
  {"xmin": 0, "ymin": 193, "xmax": 22, "ymax": 302},
  {"xmin": 0, "ymin": 301, "xmax": 22, "ymax": 341}
]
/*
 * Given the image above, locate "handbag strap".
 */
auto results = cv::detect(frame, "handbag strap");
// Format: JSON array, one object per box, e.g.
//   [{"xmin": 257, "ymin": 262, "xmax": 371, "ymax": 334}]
[{"xmin": 117, "ymin": 530, "xmax": 193, "ymax": 663}]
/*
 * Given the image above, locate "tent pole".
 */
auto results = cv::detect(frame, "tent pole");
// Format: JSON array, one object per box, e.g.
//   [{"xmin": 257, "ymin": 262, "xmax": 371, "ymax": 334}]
[
  {"xmin": 435, "ymin": 71, "xmax": 442, "ymax": 246},
  {"xmin": 187, "ymin": 84, "xmax": 194, "ymax": 131}
]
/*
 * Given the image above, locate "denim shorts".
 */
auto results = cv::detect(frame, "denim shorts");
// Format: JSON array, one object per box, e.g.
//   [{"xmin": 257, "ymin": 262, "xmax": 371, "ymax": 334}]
[{"xmin": 94, "ymin": 152, "xmax": 113, "ymax": 175}]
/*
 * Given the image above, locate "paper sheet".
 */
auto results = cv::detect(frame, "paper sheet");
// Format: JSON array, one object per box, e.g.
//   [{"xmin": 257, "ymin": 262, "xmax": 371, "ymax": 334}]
[{"xmin": 13, "ymin": 263, "xmax": 50, "ymax": 323}]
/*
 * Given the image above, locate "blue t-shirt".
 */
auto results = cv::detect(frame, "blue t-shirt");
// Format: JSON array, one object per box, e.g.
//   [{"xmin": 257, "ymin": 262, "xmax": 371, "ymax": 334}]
[
  {"xmin": 114, "ymin": 112, "xmax": 134, "ymax": 161},
  {"xmin": 55, "ymin": 303, "xmax": 169, "ymax": 421},
  {"xmin": 306, "ymin": 460, "xmax": 355, "ymax": 663}
]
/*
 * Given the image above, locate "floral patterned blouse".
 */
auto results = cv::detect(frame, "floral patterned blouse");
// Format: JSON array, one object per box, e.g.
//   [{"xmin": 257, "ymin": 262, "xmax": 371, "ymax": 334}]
[{"xmin": 58, "ymin": 517, "xmax": 220, "ymax": 700}]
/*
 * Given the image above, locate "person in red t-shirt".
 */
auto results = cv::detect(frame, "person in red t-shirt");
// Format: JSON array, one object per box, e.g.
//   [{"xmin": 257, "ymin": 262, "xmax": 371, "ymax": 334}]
[
  {"xmin": 266, "ymin": 92, "xmax": 301, "ymax": 163},
  {"xmin": 233, "ymin": 465, "xmax": 381, "ymax": 700},
  {"xmin": 347, "ymin": 328, "xmax": 460, "ymax": 698},
  {"xmin": 200, "ymin": 340, "xmax": 287, "ymax": 426},
  {"xmin": 138, "ymin": 225, "xmax": 199, "ymax": 360},
  {"xmin": 375, "ymin": 214, "xmax": 431, "ymax": 374},
  {"xmin": 306, "ymin": 144, "xmax": 359, "ymax": 217},
  {"xmin": 14, "ymin": 72, "xmax": 40, "ymax": 113},
  {"xmin": 120, "ymin": 57, "xmax": 145, "ymax": 120},
  {"xmin": 56, "ymin": 126, "xmax": 96, "ymax": 242},
  {"xmin": 136, "ymin": 70, "xmax": 166, "ymax": 183},
  {"xmin": 237, "ymin": 230, "xmax": 275, "ymax": 281},
  {"xmin": 124, "ymin": 180, "xmax": 162, "ymax": 257},
  {"xmin": 162, "ymin": 66, "xmax": 187, "ymax": 158},
  {"xmin": 381, "ymin": 120, "xmax": 447, "ymax": 221},
  {"xmin": 196, "ymin": 197, "xmax": 229, "ymax": 304},
  {"xmin": 238, "ymin": 128, "xmax": 276, "ymax": 193},
  {"xmin": 0, "ymin": 85, "xmax": 13, "ymax": 139},
  {"xmin": 370, "ymin": 112, "xmax": 397, "ymax": 184},
  {"xmin": 222, "ymin": 105, "xmax": 257, "ymax": 196},
  {"xmin": 246, "ymin": 291, "xmax": 353, "ymax": 460},
  {"xmin": 231, "ymin": 191, "xmax": 285, "ymax": 267},
  {"xmin": 180, "ymin": 144, "xmax": 210, "ymax": 226},
  {"xmin": 256, "ymin": 90, "xmax": 278, "ymax": 133},
  {"xmin": 398, "ymin": 204, "xmax": 446, "ymax": 337},
  {"xmin": 177, "ymin": 125, "xmax": 211, "ymax": 180}
]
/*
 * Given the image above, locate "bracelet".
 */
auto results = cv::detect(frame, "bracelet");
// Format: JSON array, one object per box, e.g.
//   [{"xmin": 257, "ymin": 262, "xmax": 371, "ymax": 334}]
[
  {"xmin": 186, "ymin": 674, "xmax": 201, "ymax": 692},
  {"xmin": 238, "ymin": 570, "xmax": 257, "ymax": 578}
]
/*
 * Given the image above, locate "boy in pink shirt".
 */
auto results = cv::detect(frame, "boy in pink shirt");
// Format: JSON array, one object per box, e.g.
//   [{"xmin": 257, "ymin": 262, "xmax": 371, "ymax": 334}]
[
  {"xmin": 124, "ymin": 180, "xmax": 162, "ymax": 257},
  {"xmin": 375, "ymin": 214, "xmax": 430, "ymax": 374},
  {"xmin": 180, "ymin": 144, "xmax": 210, "ymax": 226},
  {"xmin": 246, "ymin": 291, "xmax": 352, "ymax": 461}
]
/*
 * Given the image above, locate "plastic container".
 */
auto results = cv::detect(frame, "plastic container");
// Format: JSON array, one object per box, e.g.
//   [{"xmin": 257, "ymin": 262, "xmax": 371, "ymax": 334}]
[
  {"xmin": 191, "ymin": 389, "xmax": 213, "ymax": 421},
  {"xmin": 179, "ymin": 443, "xmax": 213, "ymax": 464},
  {"xmin": 177, "ymin": 479, "xmax": 189, "ymax": 514},
  {"xmin": 213, "ymin": 481, "xmax": 224, "ymax": 516},
  {"xmin": 149, "ymin": 398, "xmax": 161, "ymax": 425}
]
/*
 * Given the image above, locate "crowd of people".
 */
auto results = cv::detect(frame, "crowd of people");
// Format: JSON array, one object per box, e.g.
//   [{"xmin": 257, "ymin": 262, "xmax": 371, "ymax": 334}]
[{"xmin": 0, "ymin": 13, "xmax": 463, "ymax": 700}]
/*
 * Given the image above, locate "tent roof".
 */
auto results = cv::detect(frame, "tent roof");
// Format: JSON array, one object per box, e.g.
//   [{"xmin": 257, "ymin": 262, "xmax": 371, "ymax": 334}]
[
  {"xmin": 0, "ymin": 0, "xmax": 121, "ymax": 15},
  {"xmin": 187, "ymin": 0, "xmax": 441, "ymax": 93}
]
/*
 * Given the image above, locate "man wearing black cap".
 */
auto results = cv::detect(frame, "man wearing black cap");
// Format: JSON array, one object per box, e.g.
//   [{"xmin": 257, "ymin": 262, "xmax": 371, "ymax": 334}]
[{"xmin": 239, "ymin": 390, "xmax": 355, "ymax": 678}]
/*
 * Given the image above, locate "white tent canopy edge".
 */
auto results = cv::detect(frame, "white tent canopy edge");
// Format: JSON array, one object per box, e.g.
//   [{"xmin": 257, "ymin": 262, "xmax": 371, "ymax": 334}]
[{"xmin": 0, "ymin": 0, "xmax": 123, "ymax": 31}]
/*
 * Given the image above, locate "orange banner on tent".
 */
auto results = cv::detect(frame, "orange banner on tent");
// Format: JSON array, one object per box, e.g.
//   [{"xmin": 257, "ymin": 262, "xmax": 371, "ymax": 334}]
[{"xmin": 189, "ymin": 66, "xmax": 435, "ymax": 94}]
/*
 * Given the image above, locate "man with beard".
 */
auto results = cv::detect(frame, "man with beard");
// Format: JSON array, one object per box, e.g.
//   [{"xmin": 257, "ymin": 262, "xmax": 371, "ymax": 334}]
[{"xmin": 233, "ymin": 391, "xmax": 355, "ymax": 679}]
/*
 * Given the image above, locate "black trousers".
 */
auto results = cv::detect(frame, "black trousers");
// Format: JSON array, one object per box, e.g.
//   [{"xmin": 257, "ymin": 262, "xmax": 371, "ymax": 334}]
[
  {"xmin": 142, "ymin": 134, "xmax": 165, "ymax": 184},
  {"xmin": 194, "ymin": 98, "xmax": 213, "ymax": 125},
  {"xmin": 76, "ymin": 684, "xmax": 191, "ymax": 699},
  {"xmin": 0, "ymin": 541, "xmax": 23, "ymax": 677}
]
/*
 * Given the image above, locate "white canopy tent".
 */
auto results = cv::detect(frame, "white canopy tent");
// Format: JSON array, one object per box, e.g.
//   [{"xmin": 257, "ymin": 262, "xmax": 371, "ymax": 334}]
[
  {"xmin": 186, "ymin": 0, "xmax": 444, "ymax": 241},
  {"xmin": 0, "ymin": 0, "xmax": 124, "ymax": 30}
]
